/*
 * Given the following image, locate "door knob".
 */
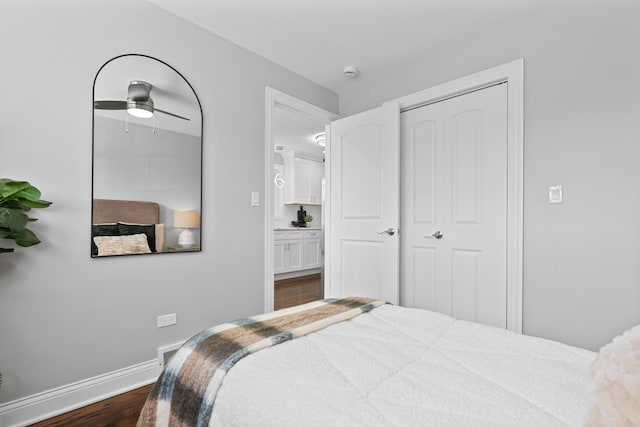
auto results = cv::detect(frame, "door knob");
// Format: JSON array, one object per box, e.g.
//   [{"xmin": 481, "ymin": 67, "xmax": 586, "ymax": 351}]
[
  {"xmin": 424, "ymin": 231, "xmax": 443, "ymax": 239},
  {"xmin": 378, "ymin": 227, "xmax": 396, "ymax": 236}
]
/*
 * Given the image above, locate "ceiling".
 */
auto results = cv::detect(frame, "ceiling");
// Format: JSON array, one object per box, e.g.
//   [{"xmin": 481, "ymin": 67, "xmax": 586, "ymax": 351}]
[
  {"xmin": 147, "ymin": 0, "xmax": 554, "ymax": 93},
  {"xmin": 274, "ymin": 106, "xmax": 326, "ymax": 157}
]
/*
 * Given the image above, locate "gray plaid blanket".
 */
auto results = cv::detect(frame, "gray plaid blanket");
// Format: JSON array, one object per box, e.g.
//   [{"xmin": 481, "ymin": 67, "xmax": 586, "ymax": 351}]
[{"xmin": 137, "ymin": 296, "xmax": 385, "ymax": 426}]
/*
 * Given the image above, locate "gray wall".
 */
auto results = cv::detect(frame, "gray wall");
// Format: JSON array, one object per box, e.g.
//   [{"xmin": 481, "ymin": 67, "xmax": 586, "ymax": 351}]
[
  {"xmin": 339, "ymin": 3, "xmax": 640, "ymax": 350},
  {"xmin": 0, "ymin": 0, "xmax": 336, "ymax": 403}
]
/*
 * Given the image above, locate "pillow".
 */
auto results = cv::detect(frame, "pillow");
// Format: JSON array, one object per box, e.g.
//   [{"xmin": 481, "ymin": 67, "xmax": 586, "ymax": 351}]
[
  {"xmin": 583, "ymin": 324, "xmax": 640, "ymax": 426},
  {"xmin": 93, "ymin": 234, "xmax": 151, "ymax": 256},
  {"xmin": 155, "ymin": 223, "xmax": 165, "ymax": 252},
  {"xmin": 91, "ymin": 223, "xmax": 119, "ymax": 256},
  {"xmin": 117, "ymin": 222, "xmax": 156, "ymax": 253}
]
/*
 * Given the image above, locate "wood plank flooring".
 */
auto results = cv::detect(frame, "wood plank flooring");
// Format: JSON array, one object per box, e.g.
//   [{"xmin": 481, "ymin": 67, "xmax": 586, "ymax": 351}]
[
  {"xmin": 274, "ymin": 273, "xmax": 323, "ymax": 310},
  {"xmin": 29, "ymin": 384, "xmax": 153, "ymax": 427}
]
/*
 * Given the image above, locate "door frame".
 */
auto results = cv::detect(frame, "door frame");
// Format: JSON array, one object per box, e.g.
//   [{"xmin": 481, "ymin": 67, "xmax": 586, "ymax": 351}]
[
  {"xmin": 385, "ymin": 58, "xmax": 524, "ymax": 332},
  {"xmin": 263, "ymin": 87, "xmax": 339, "ymax": 312}
]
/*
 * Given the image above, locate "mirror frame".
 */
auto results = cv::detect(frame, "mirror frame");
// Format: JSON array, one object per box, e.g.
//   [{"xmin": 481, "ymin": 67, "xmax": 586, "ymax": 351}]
[{"xmin": 91, "ymin": 53, "xmax": 203, "ymax": 257}]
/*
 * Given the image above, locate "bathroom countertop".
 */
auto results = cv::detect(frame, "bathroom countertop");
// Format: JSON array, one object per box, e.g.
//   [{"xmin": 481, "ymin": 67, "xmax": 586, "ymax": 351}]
[{"xmin": 274, "ymin": 227, "xmax": 322, "ymax": 231}]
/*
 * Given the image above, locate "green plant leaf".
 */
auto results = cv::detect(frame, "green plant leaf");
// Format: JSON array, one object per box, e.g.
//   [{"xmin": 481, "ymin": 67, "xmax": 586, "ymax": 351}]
[
  {"xmin": 0, "ymin": 207, "xmax": 28, "ymax": 232},
  {"xmin": 1, "ymin": 199, "xmax": 29, "ymax": 211},
  {"xmin": 0, "ymin": 179, "xmax": 50, "ymax": 253},
  {"xmin": 0, "ymin": 179, "xmax": 42, "ymax": 201},
  {"xmin": 13, "ymin": 228, "xmax": 41, "ymax": 247},
  {"xmin": 19, "ymin": 198, "xmax": 52, "ymax": 208}
]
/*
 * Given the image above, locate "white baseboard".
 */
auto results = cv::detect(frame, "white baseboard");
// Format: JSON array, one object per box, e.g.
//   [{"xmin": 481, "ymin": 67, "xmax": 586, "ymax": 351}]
[{"xmin": 0, "ymin": 360, "xmax": 159, "ymax": 427}]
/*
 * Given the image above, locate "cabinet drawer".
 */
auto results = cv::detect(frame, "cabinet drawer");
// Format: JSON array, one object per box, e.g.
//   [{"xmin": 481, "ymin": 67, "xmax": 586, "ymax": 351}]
[
  {"xmin": 303, "ymin": 230, "xmax": 321, "ymax": 238},
  {"xmin": 274, "ymin": 230, "xmax": 304, "ymax": 240}
]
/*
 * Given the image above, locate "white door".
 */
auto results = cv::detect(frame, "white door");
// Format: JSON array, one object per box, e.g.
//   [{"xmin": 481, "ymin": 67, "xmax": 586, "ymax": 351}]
[
  {"xmin": 327, "ymin": 103, "xmax": 400, "ymax": 304},
  {"xmin": 400, "ymin": 83, "xmax": 508, "ymax": 328}
]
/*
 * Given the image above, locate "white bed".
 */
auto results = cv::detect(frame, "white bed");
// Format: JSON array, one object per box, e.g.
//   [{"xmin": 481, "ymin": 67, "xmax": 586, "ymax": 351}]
[
  {"xmin": 139, "ymin": 299, "xmax": 596, "ymax": 426},
  {"xmin": 208, "ymin": 304, "xmax": 594, "ymax": 426}
]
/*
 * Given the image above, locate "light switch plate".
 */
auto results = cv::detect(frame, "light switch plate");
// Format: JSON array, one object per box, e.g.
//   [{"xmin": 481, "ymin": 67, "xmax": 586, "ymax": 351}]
[
  {"xmin": 251, "ymin": 191, "xmax": 260, "ymax": 207},
  {"xmin": 548, "ymin": 186, "xmax": 563, "ymax": 204}
]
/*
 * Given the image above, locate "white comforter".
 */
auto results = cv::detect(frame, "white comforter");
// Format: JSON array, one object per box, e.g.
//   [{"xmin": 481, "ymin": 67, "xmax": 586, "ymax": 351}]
[{"xmin": 209, "ymin": 304, "xmax": 595, "ymax": 426}]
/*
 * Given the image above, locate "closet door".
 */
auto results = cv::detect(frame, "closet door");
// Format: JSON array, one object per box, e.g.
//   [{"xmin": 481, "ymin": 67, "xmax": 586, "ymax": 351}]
[
  {"xmin": 401, "ymin": 83, "xmax": 508, "ymax": 328},
  {"xmin": 400, "ymin": 100, "xmax": 444, "ymax": 313}
]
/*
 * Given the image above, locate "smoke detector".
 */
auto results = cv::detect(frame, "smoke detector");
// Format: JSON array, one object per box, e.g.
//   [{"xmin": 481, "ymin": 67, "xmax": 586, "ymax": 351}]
[{"xmin": 342, "ymin": 66, "xmax": 359, "ymax": 79}]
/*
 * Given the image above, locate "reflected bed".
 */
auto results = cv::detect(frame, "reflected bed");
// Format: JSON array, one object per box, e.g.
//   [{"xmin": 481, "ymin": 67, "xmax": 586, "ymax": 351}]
[{"xmin": 91, "ymin": 198, "xmax": 165, "ymax": 256}]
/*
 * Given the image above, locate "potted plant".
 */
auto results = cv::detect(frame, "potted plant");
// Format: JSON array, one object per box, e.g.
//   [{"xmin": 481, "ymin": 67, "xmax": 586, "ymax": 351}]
[
  {"xmin": 0, "ymin": 178, "xmax": 52, "ymax": 253},
  {"xmin": 304, "ymin": 214, "xmax": 314, "ymax": 227}
]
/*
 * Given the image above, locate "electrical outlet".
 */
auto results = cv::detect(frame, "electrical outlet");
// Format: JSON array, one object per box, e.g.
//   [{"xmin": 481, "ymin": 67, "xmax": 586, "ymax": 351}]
[{"xmin": 157, "ymin": 313, "xmax": 177, "ymax": 328}]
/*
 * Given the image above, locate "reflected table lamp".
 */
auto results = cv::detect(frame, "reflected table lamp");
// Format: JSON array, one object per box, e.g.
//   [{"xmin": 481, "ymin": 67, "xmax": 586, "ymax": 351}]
[{"xmin": 174, "ymin": 210, "xmax": 199, "ymax": 247}]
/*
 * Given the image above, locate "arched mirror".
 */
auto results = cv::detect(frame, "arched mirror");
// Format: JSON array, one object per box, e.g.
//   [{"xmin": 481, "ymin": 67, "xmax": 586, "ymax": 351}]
[{"xmin": 92, "ymin": 54, "xmax": 202, "ymax": 257}]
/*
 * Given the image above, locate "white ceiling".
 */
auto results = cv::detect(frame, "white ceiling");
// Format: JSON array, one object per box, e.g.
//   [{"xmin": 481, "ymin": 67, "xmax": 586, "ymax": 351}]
[
  {"xmin": 274, "ymin": 106, "xmax": 326, "ymax": 157},
  {"xmin": 147, "ymin": 0, "xmax": 554, "ymax": 93}
]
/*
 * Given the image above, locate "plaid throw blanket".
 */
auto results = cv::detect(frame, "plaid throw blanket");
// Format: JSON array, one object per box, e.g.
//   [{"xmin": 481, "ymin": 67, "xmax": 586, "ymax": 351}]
[{"xmin": 137, "ymin": 297, "xmax": 385, "ymax": 427}]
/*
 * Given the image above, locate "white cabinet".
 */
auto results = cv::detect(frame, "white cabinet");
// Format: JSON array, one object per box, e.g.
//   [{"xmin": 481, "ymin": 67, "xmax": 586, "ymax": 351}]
[
  {"xmin": 274, "ymin": 230, "xmax": 304, "ymax": 274},
  {"xmin": 293, "ymin": 157, "xmax": 323, "ymax": 205},
  {"xmin": 274, "ymin": 229, "xmax": 323, "ymax": 275},
  {"xmin": 283, "ymin": 152, "xmax": 323, "ymax": 205},
  {"xmin": 303, "ymin": 230, "xmax": 322, "ymax": 269},
  {"xmin": 274, "ymin": 239, "xmax": 285, "ymax": 273}
]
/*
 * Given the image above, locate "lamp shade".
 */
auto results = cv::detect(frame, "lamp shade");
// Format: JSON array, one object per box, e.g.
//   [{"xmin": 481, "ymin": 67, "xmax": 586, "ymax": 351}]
[{"xmin": 174, "ymin": 211, "xmax": 199, "ymax": 229}]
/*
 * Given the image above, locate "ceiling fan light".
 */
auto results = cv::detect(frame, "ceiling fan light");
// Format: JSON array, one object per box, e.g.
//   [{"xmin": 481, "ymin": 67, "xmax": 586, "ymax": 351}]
[{"xmin": 127, "ymin": 99, "xmax": 154, "ymax": 118}]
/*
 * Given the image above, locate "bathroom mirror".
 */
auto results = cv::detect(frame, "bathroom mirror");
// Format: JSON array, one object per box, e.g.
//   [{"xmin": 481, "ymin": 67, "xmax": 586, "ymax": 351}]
[{"xmin": 92, "ymin": 54, "xmax": 202, "ymax": 257}]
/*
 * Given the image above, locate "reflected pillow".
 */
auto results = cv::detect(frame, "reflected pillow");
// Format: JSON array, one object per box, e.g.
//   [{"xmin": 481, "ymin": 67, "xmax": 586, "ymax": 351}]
[
  {"xmin": 91, "ymin": 223, "xmax": 119, "ymax": 256},
  {"xmin": 118, "ymin": 222, "xmax": 156, "ymax": 253},
  {"xmin": 155, "ymin": 223, "xmax": 165, "ymax": 252},
  {"xmin": 93, "ymin": 234, "xmax": 151, "ymax": 256}
]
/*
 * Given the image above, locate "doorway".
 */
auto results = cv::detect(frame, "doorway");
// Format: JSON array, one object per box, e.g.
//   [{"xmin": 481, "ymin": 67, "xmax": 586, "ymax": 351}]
[
  {"xmin": 266, "ymin": 59, "xmax": 523, "ymax": 331},
  {"xmin": 264, "ymin": 88, "xmax": 339, "ymax": 312}
]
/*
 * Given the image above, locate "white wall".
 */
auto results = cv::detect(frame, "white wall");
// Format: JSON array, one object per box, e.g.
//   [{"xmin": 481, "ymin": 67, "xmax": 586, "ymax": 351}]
[
  {"xmin": 0, "ymin": 0, "xmax": 336, "ymax": 404},
  {"xmin": 339, "ymin": 3, "xmax": 640, "ymax": 351}
]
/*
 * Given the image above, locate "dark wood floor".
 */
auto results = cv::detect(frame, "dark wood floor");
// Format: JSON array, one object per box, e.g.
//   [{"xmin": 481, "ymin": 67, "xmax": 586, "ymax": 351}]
[
  {"xmin": 31, "ymin": 277, "xmax": 321, "ymax": 425},
  {"xmin": 274, "ymin": 272, "xmax": 323, "ymax": 310},
  {"xmin": 29, "ymin": 384, "xmax": 153, "ymax": 427}
]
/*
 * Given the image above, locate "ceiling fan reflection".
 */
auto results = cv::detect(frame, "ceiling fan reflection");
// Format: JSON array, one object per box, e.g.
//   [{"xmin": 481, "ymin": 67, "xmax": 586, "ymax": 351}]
[{"xmin": 94, "ymin": 80, "xmax": 190, "ymax": 121}]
